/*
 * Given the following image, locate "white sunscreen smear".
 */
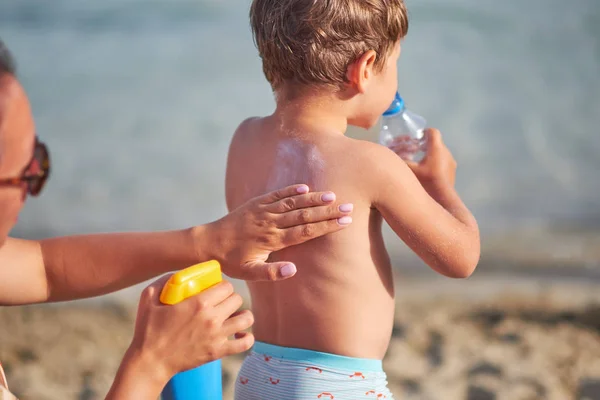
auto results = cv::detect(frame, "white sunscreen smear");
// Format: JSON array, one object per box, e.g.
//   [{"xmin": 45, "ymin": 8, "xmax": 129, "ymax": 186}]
[{"xmin": 266, "ymin": 139, "xmax": 326, "ymax": 192}]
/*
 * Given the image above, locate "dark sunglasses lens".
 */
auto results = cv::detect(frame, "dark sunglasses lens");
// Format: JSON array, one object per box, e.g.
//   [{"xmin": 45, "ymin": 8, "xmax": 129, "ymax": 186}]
[
  {"xmin": 28, "ymin": 175, "xmax": 46, "ymax": 196},
  {"xmin": 29, "ymin": 143, "xmax": 50, "ymax": 196}
]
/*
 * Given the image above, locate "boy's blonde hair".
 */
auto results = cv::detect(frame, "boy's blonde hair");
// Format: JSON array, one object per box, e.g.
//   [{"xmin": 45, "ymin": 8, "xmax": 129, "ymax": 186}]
[{"xmin": 250, "ymin": 0, "xmax": 409, "ymax": 91}]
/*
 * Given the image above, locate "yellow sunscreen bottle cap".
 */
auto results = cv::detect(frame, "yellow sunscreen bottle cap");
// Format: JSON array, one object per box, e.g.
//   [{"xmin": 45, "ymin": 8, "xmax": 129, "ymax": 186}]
[{"xmin": 160, "ymin": 260, "xmax": 223, "ymax": 305}]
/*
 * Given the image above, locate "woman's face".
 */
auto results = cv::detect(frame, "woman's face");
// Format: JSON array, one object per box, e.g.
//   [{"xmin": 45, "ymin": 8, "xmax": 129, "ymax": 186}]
[{"xmin": 0, "ymin": 75, "xmax": 36, "ymax": 247}]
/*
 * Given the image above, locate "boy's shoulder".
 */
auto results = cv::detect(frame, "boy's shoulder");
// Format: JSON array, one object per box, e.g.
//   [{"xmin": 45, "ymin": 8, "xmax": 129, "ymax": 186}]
[
  {"xmin": 228, "ymin": 116, "xmax": 265, "ymax": 152},
  {"xmin": 318, "ymin": 136, "xmax": 412, "ymax": 202},
  {"xmin": 342, "ymin": 136, "xmax": 405, "ymax": 171},
  {"xmin": 237, "ymin": 116, "xmax": 263, "ymax": 129},
  {"xmin": 232, "ymin": 116, "xmax": 263, "ymax": 138},
  {"xmin": 338, "ymin": 137, "xmax": 417, "ymax": 201}
]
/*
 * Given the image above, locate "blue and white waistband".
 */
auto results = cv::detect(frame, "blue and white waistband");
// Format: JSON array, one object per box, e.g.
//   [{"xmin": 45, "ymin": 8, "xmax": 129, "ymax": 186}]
[{"xmin": 252, "ymin": 341, "xmax": 383, "ymax": 372}]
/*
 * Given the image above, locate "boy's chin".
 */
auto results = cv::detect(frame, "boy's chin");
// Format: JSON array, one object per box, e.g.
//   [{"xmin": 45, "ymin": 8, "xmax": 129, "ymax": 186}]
[{"xmin": 348, "ymin": 115, "xmax": 380, "ymax": 130}]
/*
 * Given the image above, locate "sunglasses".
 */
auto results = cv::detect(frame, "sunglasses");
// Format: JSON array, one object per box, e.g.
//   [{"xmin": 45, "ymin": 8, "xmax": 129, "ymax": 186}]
[{"xmin": 0, "ymin": 137, "xmax": 50, "ymax": 196}]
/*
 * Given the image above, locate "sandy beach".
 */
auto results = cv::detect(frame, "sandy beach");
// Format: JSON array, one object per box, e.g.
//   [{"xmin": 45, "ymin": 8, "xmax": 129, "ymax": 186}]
[{"xmin": 2, "ymin": 268, "xmax": 600, "ymax": 400}]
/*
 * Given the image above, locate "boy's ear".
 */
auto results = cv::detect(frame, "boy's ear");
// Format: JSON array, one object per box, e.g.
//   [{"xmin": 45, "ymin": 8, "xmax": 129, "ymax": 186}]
[{"xmin": 346, "ymin": 50, "xmax": 377, "ymax": 94}]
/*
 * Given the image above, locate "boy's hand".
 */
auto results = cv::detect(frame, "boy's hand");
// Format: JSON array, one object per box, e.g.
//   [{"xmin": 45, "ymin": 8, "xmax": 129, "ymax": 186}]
[{"xmin": 404, "ymin": 128, "xmax": 457, "ymax": 190}]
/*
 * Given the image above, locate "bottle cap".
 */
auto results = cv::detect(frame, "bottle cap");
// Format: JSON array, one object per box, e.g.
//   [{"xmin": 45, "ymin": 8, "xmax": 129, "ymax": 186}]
[{"xmin": 383, "ymin": 92, "xmax": 405, "ymax": 116}]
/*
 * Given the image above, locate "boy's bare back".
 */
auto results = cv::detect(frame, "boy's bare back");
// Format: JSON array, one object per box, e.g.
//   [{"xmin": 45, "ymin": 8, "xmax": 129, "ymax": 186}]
[{"xmin": 226, "ymin": 116, "xmax": 396, "ymax": 359}]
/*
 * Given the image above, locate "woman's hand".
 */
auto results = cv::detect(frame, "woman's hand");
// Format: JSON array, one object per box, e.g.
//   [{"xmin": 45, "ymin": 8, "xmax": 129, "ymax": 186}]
[
  {"xmin": 107, "ymin": 275, "xmax": 252, "ymax": 399},
  {"xmin": 201, "ymin": 184, "xmax": 353, "ymax": 281}
]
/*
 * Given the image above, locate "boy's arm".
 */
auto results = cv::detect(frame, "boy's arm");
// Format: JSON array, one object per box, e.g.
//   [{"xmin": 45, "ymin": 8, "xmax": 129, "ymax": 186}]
[{"xmin": 369, "ymin": 129, "xmax": 480, "ymax": 278}]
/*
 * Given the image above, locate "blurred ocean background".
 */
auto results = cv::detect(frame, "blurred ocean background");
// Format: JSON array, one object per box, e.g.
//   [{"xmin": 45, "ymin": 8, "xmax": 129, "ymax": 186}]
[{"xmin": 2, "ymin": 0, "xmax": 600, "ymax": 297}]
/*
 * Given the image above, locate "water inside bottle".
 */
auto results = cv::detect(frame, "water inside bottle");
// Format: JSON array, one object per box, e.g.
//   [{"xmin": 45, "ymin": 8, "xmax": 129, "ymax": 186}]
[
  {"xmin": 387, "ymin": 134, "xmax": 427, "ymax": 162},
  {"xmin": 381, "ymin": 111, "xmax": 427, "ymax": 162}
]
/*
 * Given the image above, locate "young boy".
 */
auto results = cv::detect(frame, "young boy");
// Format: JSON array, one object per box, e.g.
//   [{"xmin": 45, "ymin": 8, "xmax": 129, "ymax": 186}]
[{"xmin": 227, "ymin": 0, "xmax": 480, "ymax": 398}]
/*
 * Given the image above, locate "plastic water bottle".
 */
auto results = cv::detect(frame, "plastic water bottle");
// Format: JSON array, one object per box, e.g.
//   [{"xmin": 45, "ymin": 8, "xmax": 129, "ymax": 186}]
[{"xmin": 379, "ymin": 92, "xmax": 427, "ymax": 162}]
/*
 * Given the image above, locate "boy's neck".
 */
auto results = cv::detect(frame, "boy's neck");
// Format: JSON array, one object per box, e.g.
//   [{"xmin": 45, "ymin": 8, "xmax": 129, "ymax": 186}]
[{"xmin": 273, "ymin": 89, "xmax": 349, "ymax": 137}]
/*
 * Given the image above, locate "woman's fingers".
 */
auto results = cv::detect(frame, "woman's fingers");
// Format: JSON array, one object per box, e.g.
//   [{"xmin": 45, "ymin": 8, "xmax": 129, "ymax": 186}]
[
  {"xmin": 236, "ymin": 260, "xmax": 297, "ymax": 282},
  {"xmin": 212, "ymin": 290, "xmax": 245, "ymax": 322},
  {"xmin": 179, "ymin": 281, "xmax": 235, "ymax": 311},
  {"xmin": 256, "ymin": 184, "xmax": 311, "ymax": 205},
  {"xmin": 259, "ymin": 188, "xmax": 353, "ymax": 229},
  {"xmin": 272, "ymin": 203, "xmax": 354, "ymax": 229},
  {"xmin": 221, "ymin": 332, "xmax": 255, "ymax": 358},
  {"xmin": 262, "ymin": 190, "xmax": 337, "ymax": 213},
  {"xmin": 257, "ymin": 186, "xmax": 353, "ymax": 226},
  {"xmin": 222, "ymin": 309, "xmax": 254, "ymax": 337},
  {"xmin": 280, "ymin": 217, "xmax": 352, "ymax": 248},
  {"xmin": 234, "ymin": 331, "xmax": 249, "ymax": 340}
]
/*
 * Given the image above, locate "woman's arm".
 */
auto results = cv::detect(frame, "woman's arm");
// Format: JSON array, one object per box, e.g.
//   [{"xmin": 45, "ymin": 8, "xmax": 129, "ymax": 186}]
[
  {"xmin": 105, "ymin": 347, "xmax": 167, "ymax": 400},
  {"xmin": 0, "ymin": 184, "xmax": 353, "ymax": 305}
]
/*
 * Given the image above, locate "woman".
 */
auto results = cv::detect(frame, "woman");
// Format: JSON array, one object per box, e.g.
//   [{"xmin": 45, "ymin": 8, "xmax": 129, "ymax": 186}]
[{"xmin": 0, "ymin": 39, "xmax": 353, "ymax": 399}]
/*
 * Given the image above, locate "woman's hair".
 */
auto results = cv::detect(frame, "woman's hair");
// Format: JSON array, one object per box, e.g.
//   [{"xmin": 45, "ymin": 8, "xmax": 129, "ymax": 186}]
[{"xmin": 0, "ymin": 39, "xmax": 16, "ymax": 77}]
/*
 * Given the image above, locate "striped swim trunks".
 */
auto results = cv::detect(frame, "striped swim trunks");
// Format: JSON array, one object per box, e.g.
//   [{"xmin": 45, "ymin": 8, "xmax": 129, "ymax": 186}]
[{"xmin": 234, "ymin": 341, "xmax": 394, "ymax": 400}]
